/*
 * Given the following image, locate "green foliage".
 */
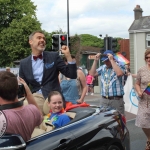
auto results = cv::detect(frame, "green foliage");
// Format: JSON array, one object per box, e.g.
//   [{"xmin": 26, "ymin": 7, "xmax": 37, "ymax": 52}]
[
  {"xmin": 0, "ymin": 0, "xmax": 41, "ymax": 67},
  {"xmin": 0, "ymin": 0, "xmax": 36, "ymax": 32},
  {"xmin": 0, "ymin": 15, "xmax": 41, "ymax": 66},
  {"xmin": 67, "ymin": 34, "xmax": 104, "ymax": 56},
  {"xmin": 115, "ymin": 37, "xmax": 123, "ymax": 52},
  {"xmin": 70, "ymin": 34, "xmax": 80, "ymax": 55},
  {"xmin": 43, "ymin": 31, "xmax": 52, "ymax": 51},
  {"xmin": 80, "ymin": 34, "xmax": 103, "ymax": 48}
]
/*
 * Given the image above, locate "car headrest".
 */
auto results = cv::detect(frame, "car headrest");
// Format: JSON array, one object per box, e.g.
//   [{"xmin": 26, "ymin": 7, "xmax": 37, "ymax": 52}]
[
  {"xmin": 43, "ymin": 98, "xmax": 50, "ymax": 115},
  {"xmin": 43, "ymin": 99, "xmax": 76, "ymax": 119}
]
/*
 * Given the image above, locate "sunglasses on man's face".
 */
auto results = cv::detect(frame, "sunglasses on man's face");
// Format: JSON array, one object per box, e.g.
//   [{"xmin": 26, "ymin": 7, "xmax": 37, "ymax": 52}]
[{"xmin": 145, "ymin": 57, "xmax": 150, "ymax": 59}]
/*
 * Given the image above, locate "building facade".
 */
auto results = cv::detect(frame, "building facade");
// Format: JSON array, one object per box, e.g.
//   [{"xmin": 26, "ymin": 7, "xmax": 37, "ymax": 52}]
[{"xmin": 129, "ymin": 5, "xmax": 150, "ymax": 74}]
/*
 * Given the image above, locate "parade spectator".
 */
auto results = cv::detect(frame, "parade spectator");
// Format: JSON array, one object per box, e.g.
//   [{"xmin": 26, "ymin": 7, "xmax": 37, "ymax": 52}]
[
  {"xmin": 6, "ymin": 67, "xmax": 10, "ymax": 72},
  {"xmin": 131, "ymin": 74, "xmax": 137, "ymax": 78},
  {"xmin": 124, "ymin": 64, "xmax": 137, "ymax": 84},
  {"xmin": 124, "ymin": 64, "xmax": 137, "ymax": 81},
  {"xmin": 78, "ymin": 67, "xmax": 83, "ymax": 71},
  {"xmin": 127, "ymin": 73, "xmax": 137, "ymax": 79},
  {"xmin": 89, "ymin": 50, "xmax": 125, "ymax": 115},
  {"xmin": 123, "ymin": 64, "xmax": 130, "ymax": 85},
  {"xmin": 86, "ymin": 71, "xmax": 95, "ymax": 95},
  {"xmin": 45, "ymin": 91, "xmax": 71, "ymax": 128},
  {"xmin": 0, "ymin": 71, "xmax": 43, "ymax": 141},
  {"xmin": 60, "ymin": 56, "xmax": 87, "ymax": 104},
  {"xmin": 19, "ymin": 31, "xmax": 77, "ymax": 113},
  {"xmin": 135, "ymin": 49, "xmax": 150, "ymax": 150}
]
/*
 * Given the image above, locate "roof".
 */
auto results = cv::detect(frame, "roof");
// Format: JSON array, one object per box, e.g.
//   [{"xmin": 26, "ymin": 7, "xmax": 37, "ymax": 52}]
[
  {"xmin": 80, "ymin": 46, "xmax": 100, "ymax": 54},
  {"xmin": 129, "ymin": 16, "xmax": 150, "ymax": 32}
]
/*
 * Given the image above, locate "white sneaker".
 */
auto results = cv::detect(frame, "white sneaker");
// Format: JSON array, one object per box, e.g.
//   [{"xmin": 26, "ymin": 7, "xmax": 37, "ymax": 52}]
[{"xmin": 91, "ymin": 93, "xmax": 94, "ymax": 95}]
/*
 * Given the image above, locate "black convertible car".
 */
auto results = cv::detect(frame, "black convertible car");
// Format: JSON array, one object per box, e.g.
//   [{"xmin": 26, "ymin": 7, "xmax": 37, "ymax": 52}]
[{"xmin": 0, "ymin": 106, "xmax": 130, "ymax": 150}]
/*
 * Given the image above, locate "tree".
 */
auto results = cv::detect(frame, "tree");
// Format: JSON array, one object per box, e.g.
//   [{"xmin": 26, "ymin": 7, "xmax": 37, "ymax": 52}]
[
  {"xmin": 0, "ymin": 0, "xmax": 36, "ymax": 31},
  {"xmin": 0, "ymin": 0, "xmax": 41, "ymax": 67},
  {"xmin": 0, "ymin": 15, "xmax": 41, "ymax": 66},
  {"xmin": 80, "ymin": 34, "xmax": 103, "ymax": 48},
  {"xmin": 70, "ymin": 34, "xmax": 81, "ymax": 55}
]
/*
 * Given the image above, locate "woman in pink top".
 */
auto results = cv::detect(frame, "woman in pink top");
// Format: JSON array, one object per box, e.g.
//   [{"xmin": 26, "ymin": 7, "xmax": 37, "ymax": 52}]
[{"xmin": 86, "ymin": 72, "xmax": 94, "ymax": 95}]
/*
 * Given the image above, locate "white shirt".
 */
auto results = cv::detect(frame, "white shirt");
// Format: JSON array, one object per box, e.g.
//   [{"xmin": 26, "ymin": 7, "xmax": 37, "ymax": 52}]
[{"xmin": 32, "ymin": 54, "xmax": 44, "ymax": 94}]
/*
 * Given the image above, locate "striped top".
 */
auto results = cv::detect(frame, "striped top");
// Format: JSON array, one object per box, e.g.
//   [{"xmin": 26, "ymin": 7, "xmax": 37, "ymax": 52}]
[{"xmin": 96, "ymin": 64, "xmax": 125, "ymax": 97}]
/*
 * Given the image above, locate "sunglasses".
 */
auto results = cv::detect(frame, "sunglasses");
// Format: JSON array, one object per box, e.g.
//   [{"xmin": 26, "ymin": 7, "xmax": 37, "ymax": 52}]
[{"xmin": 145, "ymin": 57, "xmax": 150, "ymax": 59}]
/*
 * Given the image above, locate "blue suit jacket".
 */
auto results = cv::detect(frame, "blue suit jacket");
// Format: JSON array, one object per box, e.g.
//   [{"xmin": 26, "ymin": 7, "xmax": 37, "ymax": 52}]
[{"xmin": 19, "ymin": 51, "xmax": 77, "ymax": 99}]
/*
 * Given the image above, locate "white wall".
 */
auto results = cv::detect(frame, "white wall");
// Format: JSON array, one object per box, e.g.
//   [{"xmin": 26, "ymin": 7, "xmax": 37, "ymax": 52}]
[{"xmin": 134, "ymin": 32, "xmax": 146, "ymax": 73}]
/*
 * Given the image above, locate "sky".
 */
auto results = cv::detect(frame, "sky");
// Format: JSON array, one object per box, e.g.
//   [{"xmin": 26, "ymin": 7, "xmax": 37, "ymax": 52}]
[{"xmin": 31, "ymin": 0, "xmax": 150, "ymax": 39}]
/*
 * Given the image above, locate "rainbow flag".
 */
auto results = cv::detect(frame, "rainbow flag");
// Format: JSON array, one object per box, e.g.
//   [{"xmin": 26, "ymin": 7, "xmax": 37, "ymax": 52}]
[
  {"xmin": 144, "ymin": 83, "xmax": 150, "ymax": 95},
  {"xmin": 114, "ymin": 52, "xmax": 130, "ymax": 65}
]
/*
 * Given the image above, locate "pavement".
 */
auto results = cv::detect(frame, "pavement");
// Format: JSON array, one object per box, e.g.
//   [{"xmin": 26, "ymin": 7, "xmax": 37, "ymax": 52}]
[
  {"xmin": 85, "ymin": 93, "xmax": 102, "ymax": 101},
  {"xmin": 84, "ymin": 93, "xmax": 136, "ymax": 121}
]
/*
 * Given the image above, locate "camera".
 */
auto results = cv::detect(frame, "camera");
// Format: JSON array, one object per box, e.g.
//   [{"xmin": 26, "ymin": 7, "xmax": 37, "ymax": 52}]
[{"xmin": 18, "ymin": 84, "xmax": 26, "ymax": 98}]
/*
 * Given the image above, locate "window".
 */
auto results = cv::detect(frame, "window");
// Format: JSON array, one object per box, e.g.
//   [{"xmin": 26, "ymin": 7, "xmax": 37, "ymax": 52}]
[
  {"xmin": 146, "ymin": 34, "xmax": 150, "ymax": 47},
  {"xmin": 148, "ymin": 41, "xmax": 150, "ymax": 47}
]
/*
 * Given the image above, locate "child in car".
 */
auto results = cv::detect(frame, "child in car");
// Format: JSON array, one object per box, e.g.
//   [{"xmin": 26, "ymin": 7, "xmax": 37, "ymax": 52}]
[{"xmin": 44, "ymin": 91, "xmax": 71, "ymax": 128}]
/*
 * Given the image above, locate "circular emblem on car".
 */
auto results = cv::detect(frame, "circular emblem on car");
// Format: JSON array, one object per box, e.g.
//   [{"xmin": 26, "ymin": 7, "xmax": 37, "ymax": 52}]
[{"xmin": 0, "ymin": 111, "xmax": 7, "ymax": 138}]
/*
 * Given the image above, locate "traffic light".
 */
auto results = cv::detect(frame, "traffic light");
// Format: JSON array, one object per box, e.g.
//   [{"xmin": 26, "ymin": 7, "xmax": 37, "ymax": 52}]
[
  {"xmin": 103, "ymin": 37, "xmax": 107, "ymax": 51},
  {"xmin": 68, "ymin": 36, "xmax": 71, "ymax": 47},
  {"xmin": 52, "ymin": 34, "xmax": 60, "ymax": 51},
  {"xmin": 52, "ymin": 34, "xmax": 69, "ymax": 52},
  {"xmin": 100, "ymin": 48, "xmax": 105, "ymax": 54},
  {"xmin": 108, "ymin": 37, "xmax": 118, "ymax": 52},
  {"xmin": 60, "ymin": 34, "xmax": 68, "ymax": 48}
]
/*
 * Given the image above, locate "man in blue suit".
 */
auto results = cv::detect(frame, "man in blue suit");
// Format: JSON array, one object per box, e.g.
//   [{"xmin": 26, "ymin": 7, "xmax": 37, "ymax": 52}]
[{"xmin": 19, "ymin": 31, "xmax": 77, "ymax": 113}]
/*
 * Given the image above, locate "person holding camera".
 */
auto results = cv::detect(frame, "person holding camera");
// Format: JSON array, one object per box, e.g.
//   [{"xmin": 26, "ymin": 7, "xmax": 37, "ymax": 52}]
[
  {"xmin": 19, "ymin": 31, "xmax": 77, "ymax": 114},
  {"xmin": 0, "ymin": 71, "xmax": 43, "ymax": 142}
]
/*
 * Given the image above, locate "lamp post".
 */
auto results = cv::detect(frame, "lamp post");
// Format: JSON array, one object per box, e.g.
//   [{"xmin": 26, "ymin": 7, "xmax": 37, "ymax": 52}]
[
  {"xmin": 105, "ymin": 34, "xmax": 108, "ymax": 50},
  {"xmin": 67, "ymin": 0, "xmax": 70, "ymax": 37}
]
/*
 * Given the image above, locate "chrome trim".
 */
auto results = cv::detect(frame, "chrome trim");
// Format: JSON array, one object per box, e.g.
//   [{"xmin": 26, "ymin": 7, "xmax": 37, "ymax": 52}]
[{"xmin": 0, "ymin": 143, "xmax": 26, "ymax": 150}]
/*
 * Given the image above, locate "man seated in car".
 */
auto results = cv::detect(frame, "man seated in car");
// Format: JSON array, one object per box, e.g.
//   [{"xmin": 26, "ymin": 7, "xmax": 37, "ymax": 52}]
[{"xmin": 0, "ymin": 71, "xmax": 43, "ymax": 141}]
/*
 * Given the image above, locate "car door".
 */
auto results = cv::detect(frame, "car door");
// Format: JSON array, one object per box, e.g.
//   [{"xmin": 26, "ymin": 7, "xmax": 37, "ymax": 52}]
[
  {"xmin": 26, "ymin": 127, "xmax": 77, "ymax": 150},
  {"xmin": 68, "ymin": 114, "xmax": 109, "ymax": 149},
  {"xmin": 68, "ymin": 116, "xmax": 97, "ymax": 149}
]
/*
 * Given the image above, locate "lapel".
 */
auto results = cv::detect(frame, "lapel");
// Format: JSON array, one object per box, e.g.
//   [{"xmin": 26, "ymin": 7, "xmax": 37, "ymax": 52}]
[
  {"xmin": 28, "ymin": 55, "xmax": 34, "ymax": 80},
  {"xmin": 42, "ymin": 52, "xmax": 47, "ymax": 83}
]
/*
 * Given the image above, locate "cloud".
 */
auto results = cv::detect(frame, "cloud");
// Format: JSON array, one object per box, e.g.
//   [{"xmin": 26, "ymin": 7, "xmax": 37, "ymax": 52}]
[{"xmin": 31, "ymin": 0, "xmax": 150, "ymax": 38}]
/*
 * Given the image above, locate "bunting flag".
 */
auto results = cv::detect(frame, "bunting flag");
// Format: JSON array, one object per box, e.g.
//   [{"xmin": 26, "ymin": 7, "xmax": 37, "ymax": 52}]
[
  {"xmin": 144, "ymin": 83, "xmax": 150, "ymax": 95},
  {"xmin": 114, "ymin": 52, "xmax": 130, "ymax": 65}
]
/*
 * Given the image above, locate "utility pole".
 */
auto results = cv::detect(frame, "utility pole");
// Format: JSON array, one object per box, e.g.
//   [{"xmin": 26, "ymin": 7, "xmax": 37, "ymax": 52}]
[
  {"xmin": 105, "ymin": 34, "xmax": 108, "ymax": 50},
  {"xmin": 67, "ymin": 0, "xmax": 70, "ymax": 37},
  {"xmin": 59, "ymin": 29, "xmax": 62, "ymax": 55},
  {"xmin": 67, "ymin": 0, "xmax": 71, "ymax": 51}
]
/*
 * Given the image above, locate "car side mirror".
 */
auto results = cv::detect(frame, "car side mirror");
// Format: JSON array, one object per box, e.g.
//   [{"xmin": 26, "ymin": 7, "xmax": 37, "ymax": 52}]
[{"xmin": 0, "ymin": 134, "xmax": 26, "ymax": 150}]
